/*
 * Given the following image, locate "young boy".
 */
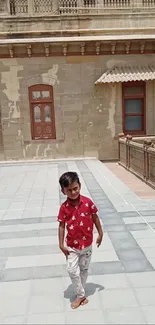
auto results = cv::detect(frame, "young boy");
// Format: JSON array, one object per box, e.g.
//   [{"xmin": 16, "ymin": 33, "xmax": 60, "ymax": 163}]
[{"xmin": 57, "ymin": 171, "xmax": 103, "ymax": 309}]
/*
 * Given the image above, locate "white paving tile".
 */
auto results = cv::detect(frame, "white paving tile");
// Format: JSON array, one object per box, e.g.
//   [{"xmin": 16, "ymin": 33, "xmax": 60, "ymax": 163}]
[
  {"xmin": 123, "ymin": 217, "xmax": 145, "ymax": 224},
  {"xmin": 141, "ymin": 247, "xmax": 155, "ymax": 258},
  {"xmin": 0, "ymin": 235, "xmax": 58, "ymax": 248},
  {"xmin": 5, "ymin": 254, "xmax": 65, "ymax": 269},
  {"xmin": 134, "ymin": 237, "xmax": 155, "ymax": 248},
  {"xmin": 131, "ymin": 229, "xmax": 155, "ymax": 239},
  {"xmin": 92, "ymin": 250, "xmax": 119, "ymax": 262}
]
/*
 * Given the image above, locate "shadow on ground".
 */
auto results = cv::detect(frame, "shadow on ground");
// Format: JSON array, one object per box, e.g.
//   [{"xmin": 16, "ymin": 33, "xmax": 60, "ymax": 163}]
[{"xmin": 64, "ymin": 282, "xmax": 104, "ymax": 302}]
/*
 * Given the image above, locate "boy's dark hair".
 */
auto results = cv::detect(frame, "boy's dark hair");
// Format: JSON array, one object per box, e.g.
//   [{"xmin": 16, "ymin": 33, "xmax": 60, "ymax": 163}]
[{"xmin": 59, "ymin": 172, "xmax": 80, "ymax": 189}]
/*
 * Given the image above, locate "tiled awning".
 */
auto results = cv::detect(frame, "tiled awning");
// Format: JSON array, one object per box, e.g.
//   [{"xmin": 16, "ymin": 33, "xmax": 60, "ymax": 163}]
[{"xmin": 95, "ymin": 66, "xmax": 155, "ymax": 84}]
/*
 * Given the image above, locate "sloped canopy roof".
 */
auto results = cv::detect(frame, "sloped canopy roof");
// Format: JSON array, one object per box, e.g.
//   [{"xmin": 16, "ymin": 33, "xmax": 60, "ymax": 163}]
[{"xmin": 95, "ymin": 66, "xmax": 155, "ymax": 84}]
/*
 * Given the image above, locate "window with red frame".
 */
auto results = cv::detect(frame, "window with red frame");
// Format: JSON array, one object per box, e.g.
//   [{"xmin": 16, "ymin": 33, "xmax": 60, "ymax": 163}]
[
  {"xmin": 29, "ymin": 85, "xmax": 56, "ymax": 140},
  {"xmin": 122, "ymin": 82, "xmax": 146, "ymax": 135}
]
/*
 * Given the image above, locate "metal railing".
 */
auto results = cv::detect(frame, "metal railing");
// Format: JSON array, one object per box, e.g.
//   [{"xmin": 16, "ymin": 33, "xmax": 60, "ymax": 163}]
[
  {"xmin": 3, "ymin": 0, "xmax": 155, "ymax": 16},
  {"xmin": 118, "ymin": 135, "xmax": 155, "ymax": 189}
]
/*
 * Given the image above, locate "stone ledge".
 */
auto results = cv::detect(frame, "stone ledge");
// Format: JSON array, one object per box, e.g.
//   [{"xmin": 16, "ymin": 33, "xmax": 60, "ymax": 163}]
[{"xmin": 24, "ymin": 139, "xmax": 64, "ymax": 145}]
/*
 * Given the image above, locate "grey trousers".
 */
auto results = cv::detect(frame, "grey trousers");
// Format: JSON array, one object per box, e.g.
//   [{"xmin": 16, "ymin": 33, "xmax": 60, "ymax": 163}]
[{"xmin": 67, "ymin": 245, "xmax": 92, "ymax": 298}]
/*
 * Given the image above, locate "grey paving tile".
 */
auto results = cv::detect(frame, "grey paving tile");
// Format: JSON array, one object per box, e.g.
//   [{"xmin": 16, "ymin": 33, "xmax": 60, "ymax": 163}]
[
  {"xmin": 0, "ymin": 296, "xmax": 29, "ymax": 317},
  {"xmin": 141, "ymin": 216, "xmax": 155, "ymax": 223},
  {"xmin": 103, "ymin": 307, "xmax": 146, "ymax": 324},
  {"xmin": 108, "ymin": 231, "xmax": 140, "ymax": 250},
  {"xmin": 99, "ymin": 208, "xmax": 116, "ymax": 214},
  {"xmin": 66, "ymin": 310, "xmax": 104, "ymax": 324},
  {"xmin": 92, "ymin": 274, "xmax": 130, "ymax": 289},
  {"xmin": 141, "ymin": 306, "xmax": 155, "ymax": 324},
  {"xmin": 115, "ymin": 203, "xmax": 135, "ymax": 212},
  {"xmin": 99, "ymin": 212, "xmax": 120, "ymax": 218},
  {"xmin": 126, "ymin": 271, "xmax": 155, "ymax": 287},
  {"xmin": 33, "ymin": 265, "xmax": 68, "ymax": 279},
  {"xmin": 0, "ymin": 244, "xmax": 60, "ymax": 257},
  {"xmin": 22, "ymin": 209, "xmax": 42, "ymax": 219},
  {"xmin": 134, "ymin": 287, "xmax": 155, "ymax": 306},
  {"xmin": 28, "ymin": 295, "xmax": 65, "ymax": 314},
  {"xmin": 90, "ymin": 261, "xmax": 124, "ymax": 275},
  {"xmin": 102, "ymin": 218, "xmax": 124, "ymax": 226},
  {"xmin": 89, "ymin": 189, "xmax": 104, "ymax": 194},
  {"xmin": 141, "ymin": 247, "xmax": 155, "ymax": 258},
  {"xmin": 0, "ymin": 257, "xmax": 7, "ymax": 271},
  {"xmin": 0, "ymin": 279, "xmax": 31, "ymax": 297},
  {"xmin": 1, "ymin": 267, "xmax": 34, "ymax": 282},
  {"xmin": 116, "ymin": 247, "xmax": 147, "ymax": 261},
  {"xmin": 0, "ymin": 216, "xmax": 56, "ymax": 226},
  {"xmin": 27, "ymin": 313, "xmax": 65, "ymax": 325},
  {"xmin": 104, "ymin": 224, "xmax": 127, "ymax": 232},
  {"xmin": 122, "ymin": 259, "xmax": 154, "ymax": 273},
  {"xmin": 96, "ymin": 202, "xmax": 114, "ymax": 209},
  {"xmin": 133, "ymin": 204, "xmax": 154, "ymax": 211},
  {"xmin": 0, "ymin": 228, "xmax": 57, "ymax": 240},
  {"xmin": 119, "ymin": 212, "xmax": 140, "ymax": 218},
  {"xmin": 3, "ymin": 211, "xmax": 23, "ymax": 220},
  {"xmin": 0, "ymin": 210, "xmax": 6, "ymax": 219},
  {"xmin": 135, "ymin": 237, "xmax": 155, "ymax": 248},
  {"xmin": 100, "ymin": 288, "xmax": 138, "ymax": 309},
  {"xmin": 31, "ymin": 278, "xmax": 64, "ymax": 295},
  {"xmin": 126, "ymin": 223, "xmax": 149, "ymax": 231},
  {"xmin": 131, "ymin": 229, "xmax": 155, "ymax": 239},
  {"xmin": 149, "ymin": 222, "xmax": 155, "ymax": 228},
  {"xmin": 139, "ymin": 210, "xmax": 155, "ymax": 216},
  {"xmin": 3, "ymin": 315, "xmax": 26, "ymax": 324}
]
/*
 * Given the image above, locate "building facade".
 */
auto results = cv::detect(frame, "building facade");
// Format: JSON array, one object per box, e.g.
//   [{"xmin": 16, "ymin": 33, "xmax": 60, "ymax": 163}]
[{"xmin": 0, "ymin": 0, "xmax": 155, "ymax": 161}]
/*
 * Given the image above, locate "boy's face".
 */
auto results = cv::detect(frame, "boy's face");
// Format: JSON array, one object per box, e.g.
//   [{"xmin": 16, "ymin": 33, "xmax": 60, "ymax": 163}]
[{"xmin": 62, "ymin": 181, "xmax": 81, "ymax": 200}]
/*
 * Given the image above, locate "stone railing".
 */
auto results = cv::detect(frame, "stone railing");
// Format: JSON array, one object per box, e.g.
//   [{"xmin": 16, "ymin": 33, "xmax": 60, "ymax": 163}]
[
  {"xmin": 1, "ymin": 0, "xmax": 155, "ymax": 16},
  {"xmin": 118, "ymin": 134, "xmax": 155, "ymax": 189}
]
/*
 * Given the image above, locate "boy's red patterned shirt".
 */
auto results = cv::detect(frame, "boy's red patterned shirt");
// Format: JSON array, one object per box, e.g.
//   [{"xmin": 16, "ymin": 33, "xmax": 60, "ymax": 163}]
[{"xmin": 57, "ymin": 195, "xmax": 98, "ymax": 250}]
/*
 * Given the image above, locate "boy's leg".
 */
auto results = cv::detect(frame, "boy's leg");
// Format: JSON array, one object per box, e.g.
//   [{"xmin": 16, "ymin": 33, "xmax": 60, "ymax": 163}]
[
  {"xmin": 79, "ymin": 245, "xmax": 92, "ymax": 289},
  {"xmin": 67, "ymin": 248, "xmax": 86, "ymax": 308}
]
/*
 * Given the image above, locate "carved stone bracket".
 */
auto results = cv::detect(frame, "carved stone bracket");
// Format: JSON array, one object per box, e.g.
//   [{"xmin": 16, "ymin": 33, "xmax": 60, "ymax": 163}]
[
  {"xmin": 95, "ymin": 42, "xmax": 100, "ymax": 55},
  {"xmin": 140, "ymin": 41, "xmax": 145, "ymax": 54},
  {"xmin": 81, "ymin": 43, "xmax": 85, "ymax": 55},
  {"xmin": 111, "ymin": 42, "xmax": 116, "ymax": 55},
  {"xmin": 26, "ymin": 45, "xmax": 32, "ymax": 57},
  {"xmin": 8, "ymin": 45, "xmax": 14, "ymax": 58},
  {"xmin": 125, "ymin": 41, "xmax": 130, "ymax": 54},
  {"xmin": 44, "ymin": 44, "xmax": 50, "ymax": 57},
  {"xmin": 62, "ymin": 43, "xmax": 67, "ymax": 56}
]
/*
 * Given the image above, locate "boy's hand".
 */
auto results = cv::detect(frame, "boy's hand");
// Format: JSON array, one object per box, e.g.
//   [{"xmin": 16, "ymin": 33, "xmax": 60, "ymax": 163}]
[
  {"xmin": 60, "ymin": 245, "xmax": 69, "ymax": 257},
  {"xmin": 96, "ymin": 234, "xmax": 103, "ymax": 247}
]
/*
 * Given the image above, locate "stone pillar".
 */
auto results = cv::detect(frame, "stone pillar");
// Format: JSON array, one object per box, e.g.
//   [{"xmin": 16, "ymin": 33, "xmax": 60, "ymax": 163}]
[
  {"xmin": 78, "ymin": 0, "xmax": 83, "ymax": 5},
  {"xmin": 0, "ymin": 0, "xmax": 10, "ymax": 15},
  {"xmin": 53, "ymin": 0, "xmax": 59, "ymax": 13},
  {"xmin": 0, "ymin": 105, "xmax": 4, "ymax": 160},
  {"xmin": 28, "ymin": 0, "xmax": 34, "ymax": 15}
]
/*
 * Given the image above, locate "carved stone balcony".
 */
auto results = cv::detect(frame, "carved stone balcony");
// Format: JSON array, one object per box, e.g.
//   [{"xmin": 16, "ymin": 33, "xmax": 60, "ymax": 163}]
[{"xmin": 1, "ymin": 0, "xmax": 155, "ymax": 16}]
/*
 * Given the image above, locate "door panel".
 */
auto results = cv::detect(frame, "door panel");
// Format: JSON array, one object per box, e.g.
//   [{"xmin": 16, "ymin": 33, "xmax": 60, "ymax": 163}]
[{"xmin": 32, "ymin": 103, "xmax": 53, "ymax": 139}]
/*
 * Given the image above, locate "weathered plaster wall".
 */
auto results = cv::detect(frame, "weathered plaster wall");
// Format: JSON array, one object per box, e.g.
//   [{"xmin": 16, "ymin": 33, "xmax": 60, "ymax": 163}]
[{"xmin": 0, "ymin": 54, "xmax": 155, "ymax": 161}]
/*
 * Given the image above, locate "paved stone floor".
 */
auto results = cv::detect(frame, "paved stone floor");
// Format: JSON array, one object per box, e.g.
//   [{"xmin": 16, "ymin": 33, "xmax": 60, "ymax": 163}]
[{"xmin": 0, "ymin": 159, "xmax": 155, "ymax": 324}]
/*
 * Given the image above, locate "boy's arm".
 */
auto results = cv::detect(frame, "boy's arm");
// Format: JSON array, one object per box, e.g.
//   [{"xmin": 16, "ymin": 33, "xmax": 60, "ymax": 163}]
[
  {"xmin": 92, "ymin": 213, "xmax": 103, "ymax": 247},
  {"xmin": 58, "ymin": 222, "xmax": 69, "ymax": 256}
]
